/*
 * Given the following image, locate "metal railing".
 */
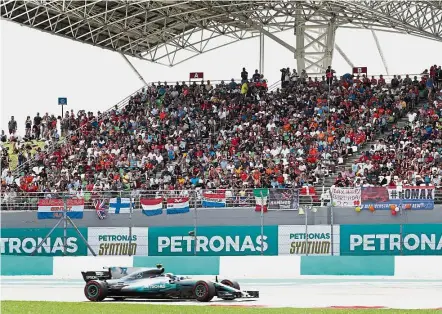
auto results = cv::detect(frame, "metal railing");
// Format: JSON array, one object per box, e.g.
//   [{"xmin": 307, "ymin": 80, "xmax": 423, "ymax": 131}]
[
  {"xmin": 2, "ymin": 185, "xmax": 442, "ymax": 211},
  {"xmin": 0, "ymin": 188, "xmax": 319, "ymax": 211},
  {"xmin": 2, "ymin": 185, "xmax": 440, "ymax": 256}
]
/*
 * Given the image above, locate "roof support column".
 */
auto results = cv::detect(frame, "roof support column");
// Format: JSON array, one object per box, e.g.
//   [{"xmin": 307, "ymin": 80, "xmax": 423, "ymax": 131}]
[
  {"xmin": 371, "ymin": 29, "xmax": 390, "ymax": 75},
  {"xmin": 294, "ymin": 14, "xmax": 337, "ymax": 75},
  {"xmin": 259, "ymin": 32, "xmax": 265, "ymax": 75},
  {"xmin": 322, "ymin": 18, "xmax": 337, "ymax": 70},
  {"xmin": 121, "ymin": 53, "xmax": 148, "ymax": 86},
  {"xmin": 335, "ymin": 45, "xmax": 354, "ymax": 69}
]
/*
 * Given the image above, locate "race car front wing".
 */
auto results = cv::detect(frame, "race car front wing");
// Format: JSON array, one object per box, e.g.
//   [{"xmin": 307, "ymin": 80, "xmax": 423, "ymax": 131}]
[
  {"xmin": 241, "ymin": 290, "xmax": 260, "ymax": 298},
  {"xmin": 217, "ymin": 290, "xmax": 259, "ymax": 299}
]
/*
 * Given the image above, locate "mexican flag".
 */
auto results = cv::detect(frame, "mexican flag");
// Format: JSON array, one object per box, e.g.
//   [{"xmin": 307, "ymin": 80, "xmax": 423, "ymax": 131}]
[{"xmin": 253, "ymin": 188, "xmax": 269, "ymax": 212}]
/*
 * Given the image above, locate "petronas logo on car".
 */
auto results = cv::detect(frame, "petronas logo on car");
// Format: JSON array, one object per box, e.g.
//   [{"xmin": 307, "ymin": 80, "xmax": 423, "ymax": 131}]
[{"xmin": 146, "ymin": 284, "xmax": 166, "ymax": 289}]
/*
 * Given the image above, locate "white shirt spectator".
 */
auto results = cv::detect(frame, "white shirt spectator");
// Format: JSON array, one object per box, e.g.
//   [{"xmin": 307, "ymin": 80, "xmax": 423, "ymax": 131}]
[
  {"xmin": 270, "ymin": 147, "xmax": 281, "ymax": 157},
  {"xmin": 5, "ymin": 174, "xmax": 14, "ymax": 185},
  {"xmin": 408, "ymin": 112, "xmax": 417, "ymax": 123},
  {"xmin": 1, "ymin": 168, "xmax": 9, "ymax": 178},
  {"xmin": 266, "ymin": 122, "xmax": 276, "ymax": 131},
  {"xmin": 281, "ymin": 147, "xmax": 290, "ymax": 157}
]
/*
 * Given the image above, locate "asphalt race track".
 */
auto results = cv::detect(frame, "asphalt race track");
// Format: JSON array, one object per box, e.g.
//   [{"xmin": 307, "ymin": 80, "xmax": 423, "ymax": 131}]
[{"xmin": 1, "ymin": 277, "xmax": 442, "ymax": 309}]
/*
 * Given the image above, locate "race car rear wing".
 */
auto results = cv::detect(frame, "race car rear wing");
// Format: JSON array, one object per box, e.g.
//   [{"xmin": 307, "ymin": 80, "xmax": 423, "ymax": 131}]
[
  {"xmin": 81, "ymin": 267, "xmax": 149, "ymax": 282},
  {"xmin": 81, "ymin": 269, "xmax": 112, "ymax": 282}
]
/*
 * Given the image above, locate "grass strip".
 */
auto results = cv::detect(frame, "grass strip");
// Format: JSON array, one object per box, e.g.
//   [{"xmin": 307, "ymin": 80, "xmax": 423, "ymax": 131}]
[{"xmin": 1, "ymin": 301, "xmax": 441, "ymax": 314}]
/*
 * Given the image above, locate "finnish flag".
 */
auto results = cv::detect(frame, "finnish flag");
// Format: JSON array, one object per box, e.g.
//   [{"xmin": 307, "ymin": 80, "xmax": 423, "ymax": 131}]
[{"xmin": 109, "ymin": 197, "xmax": 133, "ymax": 214}]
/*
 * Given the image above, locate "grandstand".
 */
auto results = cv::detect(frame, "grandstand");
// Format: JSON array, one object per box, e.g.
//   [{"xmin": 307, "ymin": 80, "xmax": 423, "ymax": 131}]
[{"xmin": 1, "ymin": 1, "xmax": 442, "ymax": 211}]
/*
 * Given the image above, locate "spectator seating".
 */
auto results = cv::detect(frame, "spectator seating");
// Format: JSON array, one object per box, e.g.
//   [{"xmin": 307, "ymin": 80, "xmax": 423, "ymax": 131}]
[
  {"xmin": 1, "ymin": 66, "xmax": 441, "ymax": 210},
  {"xmin": 337, "ymin": 86, "xmax": 442, "ymax": 187},
  {"xmin": 334, "ymin": 64, "xmax": 442, "ymax": 188}
]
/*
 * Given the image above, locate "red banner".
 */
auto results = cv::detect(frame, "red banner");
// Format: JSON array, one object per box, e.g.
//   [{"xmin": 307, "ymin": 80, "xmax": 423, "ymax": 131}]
[
  {"xmin": 38, "ymin": 199, "xmax": 84, "ymax": 206},
  {"xmin": 352, "ymin": 67, "xmax": 367, "ymax": 74},
  {"xmin": 189, "ymin": 72, "xmax": 204, "ymax": 79}
]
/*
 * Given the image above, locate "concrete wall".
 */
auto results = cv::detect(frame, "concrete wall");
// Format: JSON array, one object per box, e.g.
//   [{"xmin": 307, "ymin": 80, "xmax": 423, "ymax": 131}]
[
  {"xmin": 0, "ymin": 207, "xmax": 327, "ymax": 228},
  {"xmin": 331, "ymin": 206, "xmax": 442, "ymax": 225},
  {"xmin": 2, "ymin": 206, "xmax": 442, "ymax": 228}
]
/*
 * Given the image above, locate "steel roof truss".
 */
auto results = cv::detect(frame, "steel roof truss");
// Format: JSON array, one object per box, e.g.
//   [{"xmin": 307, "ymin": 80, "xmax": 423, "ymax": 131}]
[{"xmin": 2, "ymin": 0, "xmax": 441, "ymax": 72}]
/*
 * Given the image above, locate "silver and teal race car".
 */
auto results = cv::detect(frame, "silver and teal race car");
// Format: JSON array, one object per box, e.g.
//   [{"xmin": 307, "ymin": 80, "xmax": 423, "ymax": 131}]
[{"xmin": 81, "ymin": 264, "xmax": 259, "ymax": 302}]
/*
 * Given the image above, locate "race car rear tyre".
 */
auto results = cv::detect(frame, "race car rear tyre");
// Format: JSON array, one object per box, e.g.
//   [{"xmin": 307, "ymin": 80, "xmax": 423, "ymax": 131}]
[
  {"xmin": 84, "ymin": 280, "xmax": 108, "ymax": 302},
  {"xmin": 221, "ymin": 279, "xmax": 240, "ymax": 290},
  {"xmin": 193, "ymin": 280, "xmax": 216, "ymax": 302}
]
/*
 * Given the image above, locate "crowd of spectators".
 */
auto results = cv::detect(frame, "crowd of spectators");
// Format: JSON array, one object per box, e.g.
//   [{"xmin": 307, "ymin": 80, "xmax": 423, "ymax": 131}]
[
  {"xmin": 1, "ymin": 64, "xmax": 442, "ymax": 203},
  {"xmin": 335, "ymin": 64, "xmax": 442, "ymax": 187}
]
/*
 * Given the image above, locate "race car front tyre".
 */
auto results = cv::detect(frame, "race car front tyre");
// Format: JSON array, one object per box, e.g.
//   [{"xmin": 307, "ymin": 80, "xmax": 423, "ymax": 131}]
[
  {"xmin": 84, "ymin": 280, "xmax": 108, "ymax": 302},
  {"xmin": 220, "ymin": 279, "xmax": 240, "ymax": 300},
  {"xmin": 193, "ymin": 280, "xmax": 216, "ymax": 302},
  {"xmin": 221, "ymin": 279, "xmax": 240, "ymax": 290}
]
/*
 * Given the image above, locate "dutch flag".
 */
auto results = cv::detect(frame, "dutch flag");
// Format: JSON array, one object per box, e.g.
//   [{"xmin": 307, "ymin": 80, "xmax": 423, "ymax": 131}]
[
  {"xmin": 166, "ymin": 197, "xmax": 190, "ymax": 215},
  {"xmin": 202, "ymin": 192, "xmax": 226, "ymax": 207},
  {"xmin": 141, "ymin": 198, "xmax": 163, "ymax": 216}
]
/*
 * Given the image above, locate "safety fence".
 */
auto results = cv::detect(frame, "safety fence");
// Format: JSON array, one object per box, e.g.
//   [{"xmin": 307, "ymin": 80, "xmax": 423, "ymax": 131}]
[
  {"xmin": 2, "ymin": 185, "xmax": 441, "ymax": 211},
  {"xmin": 1, "ymin": 223, "xmax": 441, "ymax": 257},
  {"xmin": 0, "ymin": 187, "xmax": 320, "ymax": 211}
]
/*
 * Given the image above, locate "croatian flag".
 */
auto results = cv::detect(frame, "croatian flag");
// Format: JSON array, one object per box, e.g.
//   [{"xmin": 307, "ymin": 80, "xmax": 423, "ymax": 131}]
[
  {"xmin": 109, "ymin": 197, "xmax": 133, "ymax": 214},
  {"xmin": 166, "ymin": 197, "xmax": 190, "ymax": 215},
  {"xmin": 141, "ymin": 198, "xmax": 163, "ymax": 216},
  {"xmin": 202, "ymin": 192, "xmax": 226, "ymax": 208},
  {"xmin": 37, "ymin": 199, "xmax": 84, "ymax": 219}
]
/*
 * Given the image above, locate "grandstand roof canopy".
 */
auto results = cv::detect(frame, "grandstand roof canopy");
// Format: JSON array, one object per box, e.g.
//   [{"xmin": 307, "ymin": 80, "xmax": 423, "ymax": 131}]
[{"xmin": 2, "ymin": 0, "xmax": 442, "ymax": 68}]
